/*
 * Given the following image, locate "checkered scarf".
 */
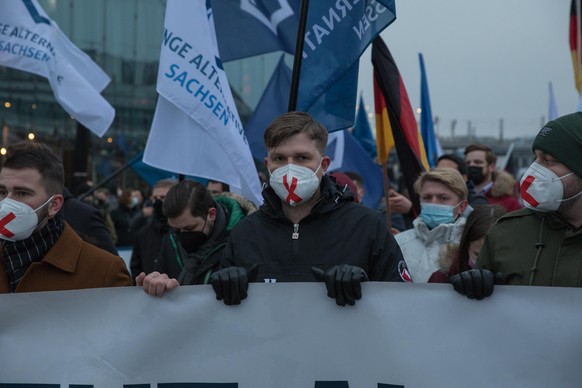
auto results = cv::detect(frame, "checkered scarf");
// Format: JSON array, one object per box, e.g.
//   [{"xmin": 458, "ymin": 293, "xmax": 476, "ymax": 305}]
[{"xmin": 2, "ymin": 213, "xmax": 64, "ymax": 292}]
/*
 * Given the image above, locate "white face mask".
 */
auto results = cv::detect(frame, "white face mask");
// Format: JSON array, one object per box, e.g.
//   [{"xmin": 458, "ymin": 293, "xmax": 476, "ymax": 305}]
[
  {"xmin": 0, "ymin": 196, "xmax": 54, "ymax": 242},
  {"xmin": 520, "ymin": 162, "xmax": 582, "ymax": 212},
  {"xmin": 269, "ymin": 162, "xmax": 322, "ymax": 206}
]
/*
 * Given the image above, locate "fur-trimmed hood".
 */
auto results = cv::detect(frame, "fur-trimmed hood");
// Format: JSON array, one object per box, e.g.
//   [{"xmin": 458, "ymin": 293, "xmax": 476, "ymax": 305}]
[
  {"xmin": 491, "ymin": 171, "xmax": 516, "ymax": 197},
  {"xmin": 215, "ymin": 192, "xmax": 258, "ymax": 216}
]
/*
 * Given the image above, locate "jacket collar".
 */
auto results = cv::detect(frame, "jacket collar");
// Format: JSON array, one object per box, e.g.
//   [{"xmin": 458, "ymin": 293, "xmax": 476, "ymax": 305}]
[
  {"xmin": 261, "ymin": 175, "xmax": 352, "ymax": 220},
  {"xmin": 535, "ymin": 210, "xmax": 582, "ymax": 237},
  {"xmin": 40, "ymin": 222, "xmax": 83, "ymax": 273},
  {"xmin": 413, "ymin": 217, "xmax": 467, "ymax": 244}
]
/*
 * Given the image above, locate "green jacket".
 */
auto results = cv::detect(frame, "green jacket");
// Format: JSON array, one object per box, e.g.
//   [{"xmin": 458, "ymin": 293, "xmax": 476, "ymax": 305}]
[
  {"xmin": 478, "ymin": 208, "xmax": 582, "ymax": 286},
  {"xmin": 154, "ymin": 195, "xmax": 253, "ymax": 285}
]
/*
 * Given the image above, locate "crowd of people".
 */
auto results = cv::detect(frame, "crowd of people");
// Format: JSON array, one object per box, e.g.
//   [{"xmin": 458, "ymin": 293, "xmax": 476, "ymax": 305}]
[{"xmin": 1, "ymin": 111, "xmax": 581, "ymax": 306}]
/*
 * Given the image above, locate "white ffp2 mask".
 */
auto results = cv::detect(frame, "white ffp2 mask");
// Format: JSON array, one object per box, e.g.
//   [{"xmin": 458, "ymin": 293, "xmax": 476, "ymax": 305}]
[
  {"xmin": 520, "ymin": 162, "xmax": 580, "ymax": 212},
  {"xmin": 0, "ymin": 196, "xmax": 54, "ymax": 242},
  {"xmin": 269, "ymin": 163, "xmax": 322, "ymax": 206}
]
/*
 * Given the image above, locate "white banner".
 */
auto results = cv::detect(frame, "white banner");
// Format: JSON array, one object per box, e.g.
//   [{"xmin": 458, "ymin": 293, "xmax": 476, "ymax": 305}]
[
  {"xmin": 0, "ymin": 0, "xmax": 114, "ymax": 137},
  {"xmin": 144, "ymin": 1, "xmax": 262, "ymax": 205},
  {"xmin": 2, "ymin": 283, "xmax": 582, "ymax": 387}
]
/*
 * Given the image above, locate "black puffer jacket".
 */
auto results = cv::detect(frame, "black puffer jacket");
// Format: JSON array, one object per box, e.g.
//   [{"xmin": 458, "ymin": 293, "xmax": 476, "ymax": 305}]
[
  {"xmin": 130, "ymin": 217, "xmax": 169, "ymax": 280},
  {"xmin": 221, "ymin": 176, "xmax": 408, "ymax": 282}
]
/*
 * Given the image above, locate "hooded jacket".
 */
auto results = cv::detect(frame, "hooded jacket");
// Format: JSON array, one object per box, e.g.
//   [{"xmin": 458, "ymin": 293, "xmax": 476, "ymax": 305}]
[
  {"xmin": 394, "ymin": 216, "xmax": 466, "ymax": 283},
  {"xmin": 485, "ymin": 171, "xmax": 522, "ymax": 212},
  {"xmin": 154, "ymin": 195, "xmax": 253, "ymax": 284},
  {"xmin": 478, "ymin": 208, "xmax": 582, "ymax": 286},
  {"xmin": 221, "ymin": 175, "xmax": 408, "ymax": 282}
]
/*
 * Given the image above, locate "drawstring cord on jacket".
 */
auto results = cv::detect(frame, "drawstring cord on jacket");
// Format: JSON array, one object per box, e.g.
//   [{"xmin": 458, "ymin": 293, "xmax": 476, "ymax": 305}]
[
  {"xmin": 335, "ymin": 184, "xmax": 348, "ymax": 204},
  {"xmin": 528, "ymin": 217, "xmax": 546, "ymax": 286}
]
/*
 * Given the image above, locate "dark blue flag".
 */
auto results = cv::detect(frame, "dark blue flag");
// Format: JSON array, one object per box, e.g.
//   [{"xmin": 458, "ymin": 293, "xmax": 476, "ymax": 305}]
[
  {"xmin": 304, "ymin": 62, "xmax": 360, "ymax": 132},
  {"xmin": 129, "ymin": 152, "xmax": 200, "ymax": 186},
  {"xmin": 245, "ymin": 55, "xmax": 291, "ymax": 161},
  {"xmin": 212, "ymin": 0, "xmax": 299, "ymax": 62},
  {"xmin": 353, "ymin": 96, "xmax": 377, "ymax": 159},
  {"xmin": 327, "ymin": 130, "xmax": 383, "ymax": 210},
  {"xmin": 419, "ymin": 53, "xmax": 439, "ymax": 168},
  {"xmin": 296, "ymin": 1, "xmax": 396, "ymax": 132},
  {"xmin": 244, "ymin": 54, "xmax": 355, "ymax": 159}
]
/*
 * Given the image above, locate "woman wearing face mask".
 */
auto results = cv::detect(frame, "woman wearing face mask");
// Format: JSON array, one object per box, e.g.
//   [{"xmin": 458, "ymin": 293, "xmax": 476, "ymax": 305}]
[
  {"xmin": 144, "ymin": 180, "xmax": 257, "ymax": 286},
  {"xmin": 428, "ymin": 205, "xmax": 507, "ymax": 283},
  {"xmin": 394, "ymin": 168, "xmax": 469, "ymax": 282}
]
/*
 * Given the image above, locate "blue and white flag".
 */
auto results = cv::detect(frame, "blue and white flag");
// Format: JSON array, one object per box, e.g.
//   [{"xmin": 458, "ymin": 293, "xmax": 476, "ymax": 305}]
[
  {"xmin": 144, "ymin": 0, "xmax": 263, "ymax": 206},
  {"xmin": 296, "ymin": 0, "xmax": 396, "ymax": 132},
  {"xmin": 245, "ymin": 54, "xmax": 291, "ymax": 162},
  {"xmin": 327, "ymin": 129, "xmax": 384, "ymax": 209},
  {"xmin": 212, "ymin": 0, "xmax": 299, "ymax": 62},
  {"xmin": 0, "ymin": 0, "xmax": 114, "ymax": 136}
]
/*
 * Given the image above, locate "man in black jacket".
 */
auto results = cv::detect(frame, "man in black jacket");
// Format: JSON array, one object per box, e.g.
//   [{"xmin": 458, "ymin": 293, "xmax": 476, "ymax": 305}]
[
  {"xmin": 129, "ymin": 178, "xmax": 177, "ymax": 280},
  {"xmin": 213, "ymin": 112, "xmax": 410, "ymax": 306},
  {"xmin": 142, "ymin": 112, "xmax": 410, "ymax": 305},
  {"xmin": 61, "ymin": 187, "xmax": 117, "ymax": 255}
]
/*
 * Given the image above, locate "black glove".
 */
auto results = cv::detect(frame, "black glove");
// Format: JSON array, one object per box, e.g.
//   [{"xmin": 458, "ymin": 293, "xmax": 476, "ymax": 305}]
[
  {"xmin": 450, "ymin": 269, "xmax": 503, "ymax": 300},
  {"xmin": 210, "ymin": 265, "xmax": 258, "ymax": 306},
  {"xmin": 311, "ymin": 265, "xmax": 369, "ymax": 306}
]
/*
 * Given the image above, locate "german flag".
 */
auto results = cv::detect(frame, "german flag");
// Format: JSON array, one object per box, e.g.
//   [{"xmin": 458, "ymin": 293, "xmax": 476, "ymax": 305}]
[
  {"xmin": 372, "ymin": 36, "xmax": 429, "ymax": 215},
  {"xmin": 571, "ymin": 0, "xmax": 582, "ymax": 94}
]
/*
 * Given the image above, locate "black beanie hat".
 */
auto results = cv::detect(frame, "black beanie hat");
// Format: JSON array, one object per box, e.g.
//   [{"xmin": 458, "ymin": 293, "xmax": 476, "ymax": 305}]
[{"xmin": 532, "ymin": 112, "xmax": 582, "ymax": 178}]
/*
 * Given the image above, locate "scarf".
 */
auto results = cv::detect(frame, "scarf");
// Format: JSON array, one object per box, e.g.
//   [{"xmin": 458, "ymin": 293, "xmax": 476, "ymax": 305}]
[{"xmin": 2, "ymin": 213, "xmax": 64, "ymax": 292}]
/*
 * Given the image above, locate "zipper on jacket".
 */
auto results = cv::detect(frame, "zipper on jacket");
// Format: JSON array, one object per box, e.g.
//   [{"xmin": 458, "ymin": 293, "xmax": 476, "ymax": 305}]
[{"xmin": 292, "ymin": 223, "xmax": 299, "ymax": 239}]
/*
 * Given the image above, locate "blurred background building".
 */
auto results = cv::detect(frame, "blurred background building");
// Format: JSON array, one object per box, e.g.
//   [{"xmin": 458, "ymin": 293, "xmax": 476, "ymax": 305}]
[
  {"xmin": 0, "ymin": 0, "xmax": 533, "ymax": 194},
  {"xmin": 0, "ymin": 0, "xmax": 280, "ymax": 193}
]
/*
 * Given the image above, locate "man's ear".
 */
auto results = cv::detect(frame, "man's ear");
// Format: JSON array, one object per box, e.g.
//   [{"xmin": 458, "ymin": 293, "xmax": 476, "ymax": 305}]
[
  {"xmin": 321, "ymin": 156, "xmax": 331, "ymax": 174},
  {"xmin": 48, "ymin": 194, "xmax": 64, "ymax": 216},
  {"xmin": 207, "ymin": 207, "xmax": 217, "ymax": 222}
]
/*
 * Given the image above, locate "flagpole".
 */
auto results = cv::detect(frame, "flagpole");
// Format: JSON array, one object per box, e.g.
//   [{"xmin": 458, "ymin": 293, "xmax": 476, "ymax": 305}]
[
  {"xmin": 381, "ymin": 162, "xmax": 392, "ymax": 230},
  {"xmin": 288, "ymin": 0, "xmax": 310, "ymax": 111},
  {"xmin": 78, "ymin": 154, "xmax": 143, "ymax": 201}
]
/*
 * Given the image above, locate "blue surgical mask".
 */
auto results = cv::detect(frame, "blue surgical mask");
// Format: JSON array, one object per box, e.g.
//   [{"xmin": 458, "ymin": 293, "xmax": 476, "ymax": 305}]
[{"xmin": 420, "ymin": 202, "xmax": 460, "ymax": 229}]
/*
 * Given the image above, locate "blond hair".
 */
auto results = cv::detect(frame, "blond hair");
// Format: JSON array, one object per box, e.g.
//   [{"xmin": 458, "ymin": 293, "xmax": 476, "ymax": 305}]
[{"xmin": 414, "ymin": 168, "xmax": 468, "ymax": 200}]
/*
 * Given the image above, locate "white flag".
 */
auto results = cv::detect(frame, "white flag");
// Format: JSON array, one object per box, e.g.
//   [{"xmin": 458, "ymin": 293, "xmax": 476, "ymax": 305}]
[
  {"xmin": 144, "ymin": 0, "xmax": 262, "ymax": 205},
  {"xmin": 0, "ymin": 0, "xmax": 114, "ymax": 137}
]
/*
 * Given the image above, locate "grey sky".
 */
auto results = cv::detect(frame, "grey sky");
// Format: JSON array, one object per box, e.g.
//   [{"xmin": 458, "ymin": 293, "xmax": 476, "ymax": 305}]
[{"xmin": 357, "ymin": 0, "xmax": 577, "ymax": 139}]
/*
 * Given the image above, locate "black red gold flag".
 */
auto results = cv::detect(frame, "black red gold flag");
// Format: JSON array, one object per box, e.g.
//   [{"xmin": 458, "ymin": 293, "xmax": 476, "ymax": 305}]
[{"xmin": 372, "ymin": 37, "xmax": 429, "ymax": 215}]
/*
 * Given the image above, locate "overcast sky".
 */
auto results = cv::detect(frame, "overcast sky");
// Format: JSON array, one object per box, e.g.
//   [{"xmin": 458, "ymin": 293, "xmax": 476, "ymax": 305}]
[{"xmin": 357, "ymin": 0, "xmax": 577, "ymax": 139}]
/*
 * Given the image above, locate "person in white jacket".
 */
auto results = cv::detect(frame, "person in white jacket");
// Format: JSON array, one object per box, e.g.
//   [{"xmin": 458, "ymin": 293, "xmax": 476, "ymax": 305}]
[{"xmin": 395, "ymin": 168, "xmax": 468, "ymax": 282}]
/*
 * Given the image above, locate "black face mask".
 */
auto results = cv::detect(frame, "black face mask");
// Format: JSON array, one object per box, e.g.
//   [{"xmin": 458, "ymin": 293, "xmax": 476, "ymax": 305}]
[
  {"xmin": 153, "ymin": 199, "xmax": 166, "ymax": 221},
  {"xmin": 153, "ymin": 199, "xmax": 170, "ymax": 232},
  {"xmin": 177, "ymin": 230, "xmax": 208, "ymax": 254},
  {"xmin": 467, "ymin": 166, "xmax": 485, "ymax": 185}
]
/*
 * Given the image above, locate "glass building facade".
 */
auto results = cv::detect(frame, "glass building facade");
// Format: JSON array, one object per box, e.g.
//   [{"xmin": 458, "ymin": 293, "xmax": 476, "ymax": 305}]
[{"xmin": 0, "ymin": 0, "xmax": 279, "ymax": 191}]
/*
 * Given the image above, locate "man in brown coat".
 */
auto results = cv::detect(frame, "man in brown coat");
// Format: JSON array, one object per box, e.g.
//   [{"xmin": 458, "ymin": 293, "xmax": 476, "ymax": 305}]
[{"xmin": 0, "ymin": 142, "xmax": 132, "ymax": 293}]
